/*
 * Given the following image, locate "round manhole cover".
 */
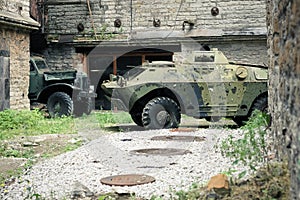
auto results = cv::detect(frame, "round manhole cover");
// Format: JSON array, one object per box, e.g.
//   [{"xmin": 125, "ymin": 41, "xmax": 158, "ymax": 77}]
[
  {"xmin": 150, "ymin": 135, "xmax": 205, "ymax": 142},
  {"xmin": 170, "ymin": 128, "xmax": 197, "ymax": 132},
  {"xmin": 130, "ymin": 148, "xmax": 192, "ymax": 156},
  {"xmin": 100, "ymin": 174, "xmax": 155, "ymax": 186}
]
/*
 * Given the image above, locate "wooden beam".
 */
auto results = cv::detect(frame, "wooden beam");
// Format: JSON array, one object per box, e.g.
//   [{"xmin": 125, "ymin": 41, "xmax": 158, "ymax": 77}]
[{"xmin": 113, "ymin": 55, "xmax": 117, "ymax": 75}]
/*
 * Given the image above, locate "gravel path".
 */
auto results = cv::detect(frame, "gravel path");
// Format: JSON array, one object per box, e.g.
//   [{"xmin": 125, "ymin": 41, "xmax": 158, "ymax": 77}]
[{"xmin": 1, "ymin": 124, "xmax": 245, "ymax": 200}]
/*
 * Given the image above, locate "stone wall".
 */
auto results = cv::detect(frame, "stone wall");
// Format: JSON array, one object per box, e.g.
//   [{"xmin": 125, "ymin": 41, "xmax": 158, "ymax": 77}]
[
  {"xmin": 267, "ymin": 0, "xmax": 300, "ymax": 199},
  {"xmin": 0, "ymin": 0, "xmax": 30, "ymax": 16},
  {"xmin": 0, "ymin": 26, "xmax": 31, "ymax": 110},
  {"xmin": 45, "ymin": 43, "xmax": 84, "ymax": 71},
  {"xmin": 174, "ymin": 40, "xmax": 267, "ymax": 65},
  {"xmin": 0, "ymin": 0, "xmax": 39, "ymax": 110},
  {"xmin": 46, "ymin": 0, "xmax": 266, "ymax": 34},
  {"xmin": 43, "ymin": 0, "xmax": 268, "ymax": 69}
]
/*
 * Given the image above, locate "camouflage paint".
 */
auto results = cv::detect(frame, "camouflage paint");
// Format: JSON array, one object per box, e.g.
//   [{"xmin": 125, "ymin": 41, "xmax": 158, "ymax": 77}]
[{"xmin": 102, "ymin": 49, "xmax": 268, "ymax": 119}]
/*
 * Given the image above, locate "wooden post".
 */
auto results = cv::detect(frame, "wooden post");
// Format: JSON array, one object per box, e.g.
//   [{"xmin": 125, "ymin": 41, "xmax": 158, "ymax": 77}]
[{"xmin": 113, "ymin": 55, "xmax": 117, "ymax": 75}]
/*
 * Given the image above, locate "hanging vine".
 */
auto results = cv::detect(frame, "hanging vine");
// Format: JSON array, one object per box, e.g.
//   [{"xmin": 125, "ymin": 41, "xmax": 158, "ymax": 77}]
[{"xmin": 86, "ymin": 0, "xmax": 98, "ymax": 39}]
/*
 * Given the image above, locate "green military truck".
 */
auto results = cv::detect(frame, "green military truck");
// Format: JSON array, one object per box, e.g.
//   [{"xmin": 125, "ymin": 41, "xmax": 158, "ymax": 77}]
[
  {"xmin": 29, "ymin": 55, "xmax": 96, "ymax": 117},
  {"xmin": 101, "ymin": 48, "xmax": 268, "ymax": 129}
]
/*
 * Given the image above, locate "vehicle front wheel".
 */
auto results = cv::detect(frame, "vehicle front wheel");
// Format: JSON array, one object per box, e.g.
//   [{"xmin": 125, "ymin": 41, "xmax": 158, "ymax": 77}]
[
  {"xmin": 233, "ymin": 94, "xmax": 268, "ymax": 126},
  {"xmin": 47, "ymin": 92, "xmax": 73, "ymax": 117},
  {"xmin": 142, "ymin": 97, "xmax": 181, "ymax": 129}
]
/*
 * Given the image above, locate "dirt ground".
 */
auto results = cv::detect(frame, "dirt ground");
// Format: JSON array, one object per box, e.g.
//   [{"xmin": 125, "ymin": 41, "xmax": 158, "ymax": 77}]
[
  {"xmin": 0, "ymin": 119, "xmax": 290, "ymax": 200},
  {"xmin": 0, "ymin": 134, "xmax": 81, "ymax": 184}
]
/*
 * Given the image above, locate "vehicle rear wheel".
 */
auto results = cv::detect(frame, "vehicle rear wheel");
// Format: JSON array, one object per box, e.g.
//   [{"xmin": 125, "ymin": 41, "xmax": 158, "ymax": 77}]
[
  {"xmin": 47, "ymin": 92, "xmax": 73, "ymax": 117},
  {"xmin": 142, "ymin": 97, "xmax": 181, "ymax": 129}
]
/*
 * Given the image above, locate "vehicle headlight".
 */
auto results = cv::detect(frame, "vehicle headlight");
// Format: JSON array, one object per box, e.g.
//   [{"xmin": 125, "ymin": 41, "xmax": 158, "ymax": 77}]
[{"xmin": 117, "ymin": 76, "xmax": 127, "ymax": 87}]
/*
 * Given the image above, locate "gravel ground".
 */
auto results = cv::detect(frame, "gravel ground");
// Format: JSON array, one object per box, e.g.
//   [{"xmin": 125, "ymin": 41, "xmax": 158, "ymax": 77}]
[{"xmin": 1, "ymin": 122, "xmax": 246, "ymax": 200}]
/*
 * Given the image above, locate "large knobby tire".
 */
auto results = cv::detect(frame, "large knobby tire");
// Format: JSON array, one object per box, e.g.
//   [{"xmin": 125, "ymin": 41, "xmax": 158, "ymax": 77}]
[
  {"xmin": 47, "ymin": 92, "xmax": 73, "ymax": 117},
  {"xmin": 73, "ymin": 98, "xmax": 93, "ymax": 117},
  {"xmin": 250, "ymin": 94, "xmax": 268, "ymax": 113},
  {"xmin": 233, "ymin": 94, "xmax": 268, "ymax": 126},
  {"xmin": 142, "ymin": 97, "xmax": 181, "ymax": 129},
  {"xmin": 84, "ymin": 98, "xmax": 93, "ymax": 115}
]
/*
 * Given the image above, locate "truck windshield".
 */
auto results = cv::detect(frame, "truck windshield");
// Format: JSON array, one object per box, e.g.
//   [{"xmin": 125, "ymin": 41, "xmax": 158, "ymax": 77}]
[{"xmin": 35, "ymin": 60, "xmax": 48, "ymax": 70}]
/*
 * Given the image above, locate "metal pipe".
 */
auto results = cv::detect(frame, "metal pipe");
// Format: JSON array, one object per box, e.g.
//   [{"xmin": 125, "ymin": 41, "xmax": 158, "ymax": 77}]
[{"xmin": 130, "ymin": 0, "xmax": 133, "ymax": 32}]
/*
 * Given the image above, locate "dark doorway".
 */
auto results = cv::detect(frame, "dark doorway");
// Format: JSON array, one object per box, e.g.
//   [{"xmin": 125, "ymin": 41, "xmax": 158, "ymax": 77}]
[{"xmin": 0, "ymin": 52, "xmax": 10, "ymax": 111}]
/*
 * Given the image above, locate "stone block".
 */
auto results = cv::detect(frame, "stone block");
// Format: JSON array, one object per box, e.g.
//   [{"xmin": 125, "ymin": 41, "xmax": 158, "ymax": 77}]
[{"xmin": 207, "ymin": 173, "xmax": 229, "ymax": 190}]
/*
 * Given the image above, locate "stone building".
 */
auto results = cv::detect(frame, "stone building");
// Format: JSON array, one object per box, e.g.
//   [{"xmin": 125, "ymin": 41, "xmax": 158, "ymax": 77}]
[
  {"xmin": 267, "ymin": 0, "xmax": 300, "ymax": 199},
  {"xmin": 32, "ymin": 0, "xmax": 267, "ymax": 107},
  {"xmin": 0, "ymin": 0, "xmax": 39, "ymax": 111}
]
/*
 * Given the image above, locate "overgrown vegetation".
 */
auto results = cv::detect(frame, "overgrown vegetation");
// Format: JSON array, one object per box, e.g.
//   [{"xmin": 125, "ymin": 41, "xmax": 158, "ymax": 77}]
[
  {"xmin": 220, "ymin": 110, "xmax": 271, "ymax": 177},
  {"xmin": 0, "ymin": 109, "xmax": 76, "ymax": 140},
  {"xmin": 94, "ymin": 111, "xmax": 133, "ymax": 128},
  {"xmin": 152, "ymin": 111, "xmax": 289, "ymax": 200},
  {"xmin": 0, "ymin": 109, "xmax": 133, "ymax": 140}
]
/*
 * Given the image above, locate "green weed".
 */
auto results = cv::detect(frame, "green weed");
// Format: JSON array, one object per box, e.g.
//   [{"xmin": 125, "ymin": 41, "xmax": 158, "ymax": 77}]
[
  {"xmin": 94, "ymin": 111, "xmax": 133, "ymax": 127},
  {"xmin": 0, "ymin": 109, "xmax": 76, "ymax": 140},
  {"xmin": 0, "ymin": 144, "xmax": 34, "ymax": 158},
  {"xmin": 63, "ymin": 139, "xmax": 83, "ymax": 152},
  {"xmin": 220, "ymin": 110, "xmax": 271, "ymax": 177}
]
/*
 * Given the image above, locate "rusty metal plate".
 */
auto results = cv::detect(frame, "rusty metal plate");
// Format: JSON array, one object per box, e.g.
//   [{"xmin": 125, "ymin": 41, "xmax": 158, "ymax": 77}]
[
  {"xmin": 100, "ymin": 174, "xmax": 155, "ymax": 186},
  {"xmin": 170, "ymin": 128, "xmax": 197, "ymax": 132},
  {"xmin": 151, "ymin": 135, "xmax": 205, "ymax": 142},
  {"xmin": 130, "ymin": 148, "xmax": 192, "ymax": 156}
]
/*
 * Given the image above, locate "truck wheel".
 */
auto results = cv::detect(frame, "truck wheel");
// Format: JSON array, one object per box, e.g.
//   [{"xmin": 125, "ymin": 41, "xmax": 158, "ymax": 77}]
[
  {"xmin": 142, "ymin": 97, "xmax": 181, "ymax": 129},
  {"xmin": 233, "ymin": 94, "xmax": 268, "ymax": 126},
  {"xmin": 47, "ymin": 92, "xmax": 73, "ymax": 117},
  {"xmin": 74, "ymin": 98, "xmax": 93, "ymax": 117},
  {"xmin": 84, "ymin": 98, "xmax": 93, "ymax": 115}
]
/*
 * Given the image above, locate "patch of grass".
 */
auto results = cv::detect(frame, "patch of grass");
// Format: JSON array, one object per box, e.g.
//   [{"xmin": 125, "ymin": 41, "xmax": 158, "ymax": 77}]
[
  {"xmin": 0, "ymin": 144, "xmax": 34, "ymax": 158},
  {"xmin": 73, "ymin": 111, "xmax": 133, "ymax": 130},
  {"xmin": 63, "ymin": 139, "xmax": 83, "ymax": 152},
  {"xmin": 0, "ymin": 109, "xmax": 76, "ymax": 140},
  {"xmin": 94, "ymin": 111, "xmax": 133, "ymax": 127}
]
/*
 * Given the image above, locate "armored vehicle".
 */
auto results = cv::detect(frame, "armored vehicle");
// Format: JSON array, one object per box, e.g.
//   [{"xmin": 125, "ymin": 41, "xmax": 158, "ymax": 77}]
[
  {"xmin": 29, "ymin": 55, "xmax": 97, "ymax": 117},
  {"xmin": 101, "ymin": 49, "xmax": 268, "ymax": 129}
]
